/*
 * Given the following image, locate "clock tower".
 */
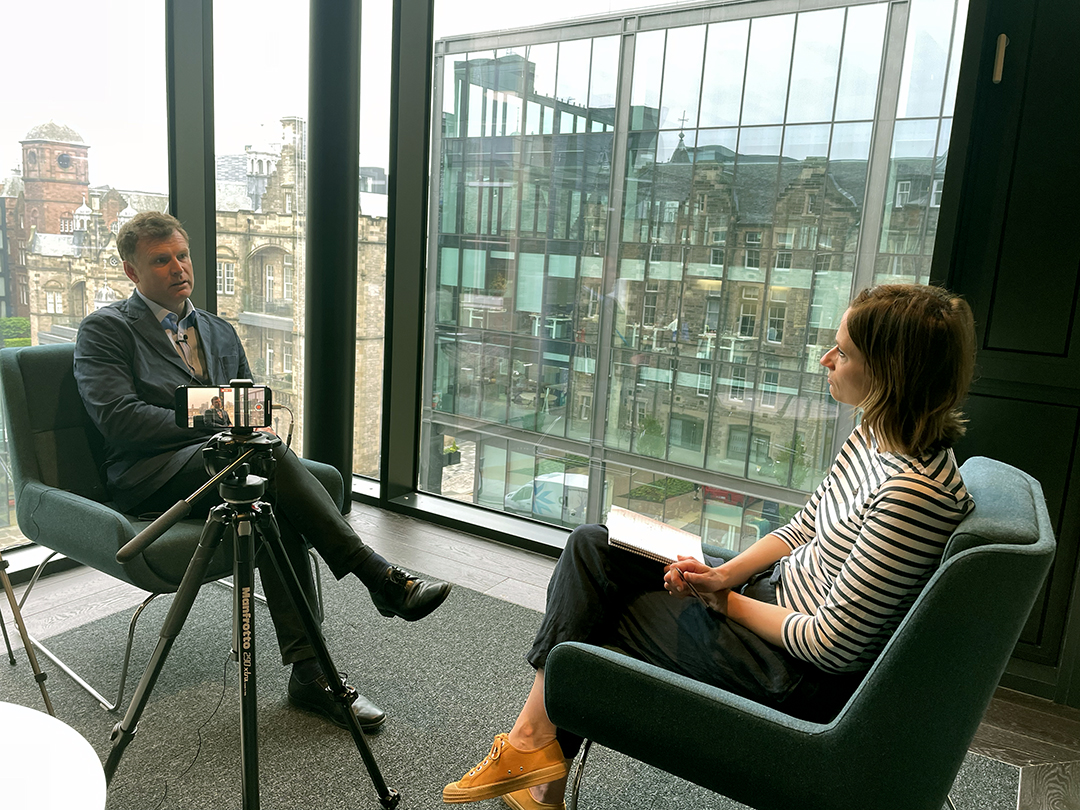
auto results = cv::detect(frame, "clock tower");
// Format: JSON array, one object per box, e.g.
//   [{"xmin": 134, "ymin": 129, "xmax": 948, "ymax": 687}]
[{"xmin": 20, "ymin": 121, "xmax": 90, "ymax": 235}]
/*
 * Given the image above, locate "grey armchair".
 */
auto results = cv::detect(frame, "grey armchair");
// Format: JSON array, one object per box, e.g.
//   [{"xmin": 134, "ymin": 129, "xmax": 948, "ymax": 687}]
[
  {"xmin": 545, "ymin": 456, "xmax": 1056, "ymax": 810},
  {"xmin": 0, "ymin": 343, "xmax": 344, "ymax": 710}
]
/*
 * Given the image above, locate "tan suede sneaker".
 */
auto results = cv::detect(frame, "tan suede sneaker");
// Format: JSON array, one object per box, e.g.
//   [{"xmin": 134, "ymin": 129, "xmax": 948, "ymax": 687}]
[
  {"xmin": 502, "ymin": 787, "xmax": 566, "ymax": 810},
  {"xmin": 443, "ymin": 733, "xmax": 568, "ymax": 803}
]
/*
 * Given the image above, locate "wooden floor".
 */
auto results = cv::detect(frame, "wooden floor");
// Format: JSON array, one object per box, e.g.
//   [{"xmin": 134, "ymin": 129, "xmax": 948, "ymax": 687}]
[{"xmin": 4, "ymin": 498, "xmax": 1079, "ymax": 790}]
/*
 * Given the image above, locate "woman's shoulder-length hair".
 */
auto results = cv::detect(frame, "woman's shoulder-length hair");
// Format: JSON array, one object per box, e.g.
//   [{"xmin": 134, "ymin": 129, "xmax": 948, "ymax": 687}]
[{"xmin": 846, "ymin": 284, "xmax": 976, "ymax": 458}]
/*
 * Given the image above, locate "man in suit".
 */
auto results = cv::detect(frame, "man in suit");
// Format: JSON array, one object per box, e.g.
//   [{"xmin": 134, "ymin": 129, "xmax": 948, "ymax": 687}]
[
  {"xmin": 203, "ymin": 395, "xmax": 231, "ymax": 428},
  {"xmin": 74, "ymin": 211, "xmax": 451, "ymax": 731}
]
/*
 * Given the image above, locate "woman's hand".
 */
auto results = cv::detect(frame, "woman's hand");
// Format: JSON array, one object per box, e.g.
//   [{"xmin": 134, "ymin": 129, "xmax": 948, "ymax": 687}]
[{"xmin": 663, "ymin": 557, "xmax": 734, "ymax": 613}]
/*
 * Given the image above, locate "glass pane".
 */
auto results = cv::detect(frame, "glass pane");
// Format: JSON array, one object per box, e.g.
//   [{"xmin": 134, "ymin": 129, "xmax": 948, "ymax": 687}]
[
  {"xmin": 659, "ymin": 25, "xmax": 707, "ymax": 131},
  {"xmin": 589, "ymin": 36, "xmax": 621, "ymax": 129},
  {"xmin": 942, "ymin": 0, "xmax": 969, "ymax": 115},
  {"xmin": 630, "ymin": 30, "xmax": 665, "ymax": 130},
  {"xmin": 214, "ymin": 1, "xmax": 315, "ymax": 457},
  {"xmin": 834, "ymin": 4, "xmax": 888, "ymax": 121},
  {"xmin": 878, "ymin": 118, "xmax": 939, "ymax": 256},
  {"xmin": 557, "ymin": 39, "xmax": 592, "ymax": 124},
  {"xmin": 742, "ymin": 15, "xmax": 795, "ymax": 126},
  {"xmin": 622, "ymin": 131, "xmax": 658, "ymax": 243},
  {"xmin": 699, "ymin": 19, "xmax": 749, "ymax": 128},
  {"xmin": 786, "ymin": 8, "xmax": 845, "ymax": 124},
  {"xmin": 923, "ymin": 118, "xmax": 952, "ymax": 251},
  {"xmin": 897, "ymin": 0, "xmax": 957, "ymax": 118},
  {"xmin": 0, "ymin": 0, "xmax": 168, "ymax": 548}
]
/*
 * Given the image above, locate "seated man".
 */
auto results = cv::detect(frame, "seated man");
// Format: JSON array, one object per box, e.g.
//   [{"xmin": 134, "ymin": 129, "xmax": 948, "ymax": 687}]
[
  {"xmin": 74, "ymin": 211, "xmax": 451, "ymax": 731},
  {"xmin": 203, "ymin": 395, "xmax": 231, "ymax": 428}
]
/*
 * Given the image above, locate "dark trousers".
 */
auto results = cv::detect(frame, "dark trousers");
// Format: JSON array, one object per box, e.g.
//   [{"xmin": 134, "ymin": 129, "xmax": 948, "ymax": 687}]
[
  {"xmin": 529, "ymin": 525, "xmax": 851, "ymax": 756},
  {"xmin": 132, "ymin": 441, "xmax": 374, "ymax": 665}
]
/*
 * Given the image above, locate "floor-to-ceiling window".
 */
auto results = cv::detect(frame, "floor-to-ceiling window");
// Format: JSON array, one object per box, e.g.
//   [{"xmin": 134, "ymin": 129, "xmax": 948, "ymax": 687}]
[
  {"xmin": 0, "ymin": 0, "xmax": 168, "ymax": 550},
  {"xmin": 420, "ymin": 0, "xmax": 968, "ymax": 547},
  {"xmin": 214, "ymin": 0, "xmax": 388, "ymax": 475},
  {"xmin": 214, "ymin": 1, "xmax": 311, "ymax": 447}
]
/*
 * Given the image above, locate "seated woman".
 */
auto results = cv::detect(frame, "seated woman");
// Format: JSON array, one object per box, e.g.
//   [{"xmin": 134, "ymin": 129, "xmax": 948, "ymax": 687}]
[{"xmin": 443, "ymin": 284, "xmax": 978, "ymax": 810}]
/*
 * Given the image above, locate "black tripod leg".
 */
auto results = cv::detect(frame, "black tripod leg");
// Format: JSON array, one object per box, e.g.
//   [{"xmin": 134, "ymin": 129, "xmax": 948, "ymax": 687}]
[
  {"xmin": 233, "ymin": 513, "xmax": 261, "ymax": 810},
  {"xmin": 104, "ymin": 506, "xmax": 232, "ymax": 783},
  {"xmin": 253, "ymin": 503, "xmax": 400, "ymax": 810}
]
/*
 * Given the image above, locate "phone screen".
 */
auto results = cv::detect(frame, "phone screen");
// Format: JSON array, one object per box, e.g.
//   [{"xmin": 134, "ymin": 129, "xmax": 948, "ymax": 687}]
[{"xmin": 175, "ymin": 386, "xmax": 272, "ymax": 429}]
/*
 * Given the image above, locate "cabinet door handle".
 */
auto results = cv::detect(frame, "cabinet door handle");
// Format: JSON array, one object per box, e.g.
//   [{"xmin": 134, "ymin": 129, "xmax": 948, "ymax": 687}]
[{"xmin": 993, "ymin": 33, "xmax": 1010, "ymax": 84}]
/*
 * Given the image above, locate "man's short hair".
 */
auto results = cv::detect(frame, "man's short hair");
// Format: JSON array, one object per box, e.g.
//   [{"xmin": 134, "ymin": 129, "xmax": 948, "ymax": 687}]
[{"xmin": 116, "ymin": 211, "xmax": 189, "ymax": 263}]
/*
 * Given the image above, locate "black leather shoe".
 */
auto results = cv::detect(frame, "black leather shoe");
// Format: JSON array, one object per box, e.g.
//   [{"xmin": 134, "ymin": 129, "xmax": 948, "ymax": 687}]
[
  {"xmin": 370, "ymin": 565, "xmax": 452, "ymax": 621},
  {"xmin": 287, "ymin": 672, "xmax": 386, "ymax": 731}
]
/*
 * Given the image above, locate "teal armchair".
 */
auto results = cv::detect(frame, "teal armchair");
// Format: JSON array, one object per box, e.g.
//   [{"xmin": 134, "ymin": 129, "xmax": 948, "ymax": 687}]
[
  {"xmin": 545, "ymin": 457, "xmax": 1056, "ymax": 810},
  {"xmin": 0, "ymin": 343, "xmax": 344, "ymax": 710}
]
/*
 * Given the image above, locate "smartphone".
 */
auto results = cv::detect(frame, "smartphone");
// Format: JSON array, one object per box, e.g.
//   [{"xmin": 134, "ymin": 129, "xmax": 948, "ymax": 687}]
[{"xmin": 174, "ymin": 384, "xmax": 273, "ymax": 429}]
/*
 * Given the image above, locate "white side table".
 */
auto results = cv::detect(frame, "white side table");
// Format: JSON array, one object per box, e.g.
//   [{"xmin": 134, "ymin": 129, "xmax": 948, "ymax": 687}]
[{"xmin": 0, "ymin": 701, "xmax": 106, "ymax": 808}]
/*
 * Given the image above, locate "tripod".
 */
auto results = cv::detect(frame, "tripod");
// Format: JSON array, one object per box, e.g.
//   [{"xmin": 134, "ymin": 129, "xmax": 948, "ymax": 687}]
[{"xmin": 103, "ymin": 430, "xmax": 399, "ymax": 809}]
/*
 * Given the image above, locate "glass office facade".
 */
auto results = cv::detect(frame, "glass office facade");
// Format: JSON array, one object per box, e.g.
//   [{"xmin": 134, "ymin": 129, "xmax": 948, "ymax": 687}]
[{"xmin": 420, "ymin": 0, "xmax": 967, "ymax": 548}]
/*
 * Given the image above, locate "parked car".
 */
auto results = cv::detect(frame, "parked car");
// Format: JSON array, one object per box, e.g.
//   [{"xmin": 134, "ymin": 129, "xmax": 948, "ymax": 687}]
[{"xmin": 504, "ymin": 472, "xmax": 589, "ymax": 523}]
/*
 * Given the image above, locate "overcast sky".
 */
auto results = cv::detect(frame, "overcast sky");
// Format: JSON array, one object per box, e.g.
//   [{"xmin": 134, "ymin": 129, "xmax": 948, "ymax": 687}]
[{"xmin": 0, "ymin": 0, "xmax": 659, "ymax": 194}]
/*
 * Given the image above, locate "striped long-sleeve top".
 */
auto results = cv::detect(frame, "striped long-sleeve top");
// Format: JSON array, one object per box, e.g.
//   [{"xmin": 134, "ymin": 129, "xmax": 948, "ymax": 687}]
[{"xmin": 771, "ymin": 424, "xmax": 973, "ymax": 674}]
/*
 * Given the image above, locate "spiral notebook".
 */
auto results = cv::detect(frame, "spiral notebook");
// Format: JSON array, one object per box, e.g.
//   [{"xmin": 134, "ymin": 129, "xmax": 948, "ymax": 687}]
[{"xmin": 605, "ymin": 505, "xmax": 705, "ymax": 564}]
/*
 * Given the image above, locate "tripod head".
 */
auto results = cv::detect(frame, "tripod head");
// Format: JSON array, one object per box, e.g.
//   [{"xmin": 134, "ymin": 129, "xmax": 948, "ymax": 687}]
[
  {"xmin": 116, "ymin": 428, "xmax": 282, "ymax": 564},
  {"xmin": 203, "ymin": 429, "xmax": 281, "ymax": 505}
]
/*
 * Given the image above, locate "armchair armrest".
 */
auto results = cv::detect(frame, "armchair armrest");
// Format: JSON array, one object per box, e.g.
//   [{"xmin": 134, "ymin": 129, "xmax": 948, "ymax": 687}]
[
  {"xmin": 545, "ymin": 642, "xmax": 850, "ymax": 809},
  {"xmin": 15, "ymin": 480, "xmax": 220, "ymax": 593}
]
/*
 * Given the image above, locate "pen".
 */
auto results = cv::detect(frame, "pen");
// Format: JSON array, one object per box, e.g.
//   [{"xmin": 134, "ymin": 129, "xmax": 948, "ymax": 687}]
[{"xmin": 674, "ymin": 567, "xmax": 707, "ymax": 605}]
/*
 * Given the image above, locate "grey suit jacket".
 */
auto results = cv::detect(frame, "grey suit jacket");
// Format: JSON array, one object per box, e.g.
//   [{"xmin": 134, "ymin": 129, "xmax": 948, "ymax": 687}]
[{"xmin": 74, "ymin": 291, "xmax": 251, "ymax": 511}]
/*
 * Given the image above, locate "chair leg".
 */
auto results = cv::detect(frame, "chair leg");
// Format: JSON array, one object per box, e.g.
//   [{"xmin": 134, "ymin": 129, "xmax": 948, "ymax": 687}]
[
  {"xmin": 17, "ymin": 554, "xmax": 162, "ymax": 712},
  {"xmin": 27, "ymin": 592, "xmax": 161, "ymax": 712},
  {"xmin": 945, "ymin": 793, "xmax": 958, "ymax": 810},
  {"xmin": 0, "ymin": 550, "xmax": 55, "ymax": 715},
  {"xmin": 1, "ymin": 600, "xmax": 13, "ymax": 662},
  {"xmin": 569, "ymin": 739, "xmax": 593, "ymax": 810},
  {"xmin": 309, "ymin": 548, "xmax": 324, "ymax": 622}
]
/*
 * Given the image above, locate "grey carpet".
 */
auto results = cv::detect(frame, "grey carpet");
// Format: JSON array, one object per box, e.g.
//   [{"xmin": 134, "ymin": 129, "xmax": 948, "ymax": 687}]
[{"xmin": 1, "ymin": 563, "xmax": 748, "ymax": 810}]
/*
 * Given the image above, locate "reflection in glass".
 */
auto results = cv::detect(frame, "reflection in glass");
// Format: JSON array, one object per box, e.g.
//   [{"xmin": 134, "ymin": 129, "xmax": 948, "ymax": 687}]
[
  {"xmin": 423, "ymin": 1, "xmax": 969, "ymax": 535},
  {"xmin": 630, "ymin": 30, "xmax": 665, "ymax": 130},
  {"xmin": 786, "ymin": 8, "xmax": 845, "ymax": 124},
  {"xmin": 557, "ymin": 38, "xmax": 592, "ymax": 119},
  {"xmin": 589, "ymin": 36, "xmax": 621, "ymax": 118},
  {"xmin": 879, "ymin": 118, "xmax": 939, "ymax": 256},
  {"xmin": 699, "ymin": 19, "xmax": 749, "ymax": 128},
  {"xmin": 742, "ymin": 15, "xmax": 795, "ymax": 126},
  {"xmin": 623, "ymin": 131, "xmax": 659, "ymax": 242},
  {"xmin": 659, "ymin": 25, "xmax": 706, "ymax": 131},
  {"xmin": 834, "ymin": 4, "xmax": 888, "ymax": 121},
  {"xmin": 896, "ymin": 0, "xmax": 956, "ymax": 118}
]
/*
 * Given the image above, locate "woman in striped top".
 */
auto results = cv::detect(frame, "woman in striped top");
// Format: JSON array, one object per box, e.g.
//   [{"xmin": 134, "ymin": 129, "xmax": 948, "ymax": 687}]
[{"xmin": 444, "ymin": 285, "xmax": 977, "ymax": 810}]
